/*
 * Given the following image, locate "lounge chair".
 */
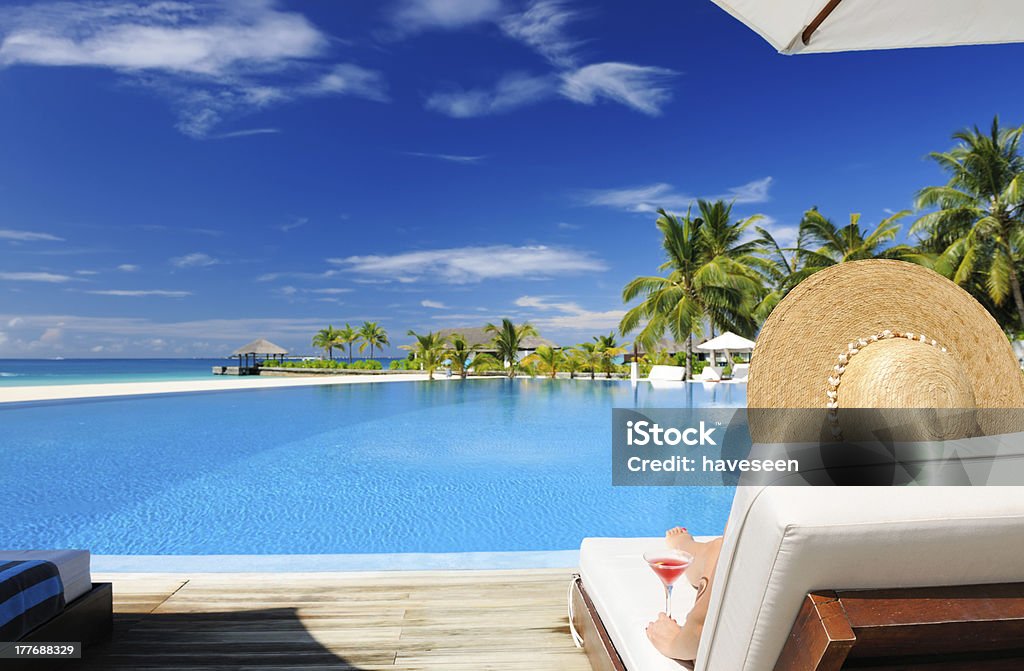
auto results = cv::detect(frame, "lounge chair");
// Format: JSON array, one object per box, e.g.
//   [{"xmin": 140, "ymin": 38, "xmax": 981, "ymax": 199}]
[
  {"xmin": 648, "ymin": 365, "xmax": 685, "ymax": 382},
  {"xmin": 730, "ymin": 363, "xmax": 749, "ymax": 381},
  {"xmin": 571, "ymin": 486, "xmax": 1024, "ymax": 670},
  {"xmin": 697, "ymin": 365, "xmax": 722, "ymax": 382},
  {"xmin": 0, "ymin": 550, "xmax": 112, "ymax": 668}
]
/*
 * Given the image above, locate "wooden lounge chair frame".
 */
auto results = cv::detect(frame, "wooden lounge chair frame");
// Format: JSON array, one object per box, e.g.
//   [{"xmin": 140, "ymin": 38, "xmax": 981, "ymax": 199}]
[
  {"xmin": 570, "ymin": 578, "xmax": 1024, "ymax": 671},
  {"xmin": 3, "ymin": 582, "xmax": 112, "ymax": 670}
]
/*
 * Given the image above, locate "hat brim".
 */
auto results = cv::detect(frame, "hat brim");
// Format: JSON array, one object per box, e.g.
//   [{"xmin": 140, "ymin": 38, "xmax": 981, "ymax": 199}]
[{"xmin": 748, "ymin": 260, "xmax": 1024, "ymax": 410}]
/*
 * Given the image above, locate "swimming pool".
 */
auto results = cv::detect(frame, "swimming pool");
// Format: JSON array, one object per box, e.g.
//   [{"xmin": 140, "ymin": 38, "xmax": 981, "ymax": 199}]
[{"xmin": 1, "ymin": 380, "xmax": 742, "ymax": 556}]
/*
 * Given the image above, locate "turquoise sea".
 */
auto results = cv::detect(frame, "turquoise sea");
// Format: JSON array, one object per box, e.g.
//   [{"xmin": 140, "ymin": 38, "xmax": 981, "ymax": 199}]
[{"xmin": 0, "ymin": 358, "xmax": 403, "ymax": 386}]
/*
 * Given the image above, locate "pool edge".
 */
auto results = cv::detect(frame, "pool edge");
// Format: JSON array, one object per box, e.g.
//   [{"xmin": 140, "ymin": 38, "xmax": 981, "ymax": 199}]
[{"xmin": 93, "ymin": 549, "xmax": 581, "ymax": 572}]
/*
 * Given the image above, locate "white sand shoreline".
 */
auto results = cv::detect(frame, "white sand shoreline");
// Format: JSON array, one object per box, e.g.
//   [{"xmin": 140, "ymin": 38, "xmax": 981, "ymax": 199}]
[{"xmin": 0, "ymin": 372, "xmax": 432, "ymax": 404}]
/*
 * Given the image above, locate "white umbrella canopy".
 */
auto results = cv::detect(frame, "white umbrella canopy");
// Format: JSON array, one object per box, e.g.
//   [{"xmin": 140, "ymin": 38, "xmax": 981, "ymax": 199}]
[
  {"xmin": 696, "ymin": 332, "xmax": 756, "ymax": 352},
  {"xmin": 710, "ymin": 0, "xmax": 1024, "ymax": 54}
]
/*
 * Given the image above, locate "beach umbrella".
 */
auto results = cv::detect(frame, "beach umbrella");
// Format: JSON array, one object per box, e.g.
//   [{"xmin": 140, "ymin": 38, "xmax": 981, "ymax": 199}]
[
  {"xmin": 697, "ymin": 331, "xmax": 755, "ymax": 369},
  {"xmin": 709, "ymin": 0, "xmax": 1024, "ymax": 54}
]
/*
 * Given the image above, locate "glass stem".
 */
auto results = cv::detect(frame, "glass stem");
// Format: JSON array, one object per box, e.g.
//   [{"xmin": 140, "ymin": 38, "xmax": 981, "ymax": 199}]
[{"xmin": 664, "ymin": 584, "xmax": 673, "ymax": 618}]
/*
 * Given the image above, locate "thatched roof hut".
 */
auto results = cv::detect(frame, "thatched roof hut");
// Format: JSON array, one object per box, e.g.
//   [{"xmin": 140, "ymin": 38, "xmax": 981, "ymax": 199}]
[{"xmin": 230, "ymin": 338, "xmax": 288, "ymax": 357}]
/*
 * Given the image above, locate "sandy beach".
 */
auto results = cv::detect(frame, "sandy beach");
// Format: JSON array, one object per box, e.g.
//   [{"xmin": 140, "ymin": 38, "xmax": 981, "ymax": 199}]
[{"xmin": 0, "ymin": 372, "xmax": 432, "ymax": 404}]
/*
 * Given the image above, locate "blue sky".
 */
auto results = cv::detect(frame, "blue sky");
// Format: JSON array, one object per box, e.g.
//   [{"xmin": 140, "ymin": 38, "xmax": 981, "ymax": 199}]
[{"xmin": 2, "ymin": 0, "xmax": 1024, "ymax": 357}]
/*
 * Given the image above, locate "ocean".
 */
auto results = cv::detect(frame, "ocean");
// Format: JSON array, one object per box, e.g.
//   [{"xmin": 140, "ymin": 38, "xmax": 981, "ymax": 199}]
[{"xmin": 0, "ymin": 358, "xmax": 403, "ymax": 386}]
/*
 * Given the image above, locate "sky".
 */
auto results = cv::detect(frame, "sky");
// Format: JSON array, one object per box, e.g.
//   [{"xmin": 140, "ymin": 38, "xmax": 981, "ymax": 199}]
[{"xmin": 2, "ymin": 0, "xmax": 1024, "ymax": 357}]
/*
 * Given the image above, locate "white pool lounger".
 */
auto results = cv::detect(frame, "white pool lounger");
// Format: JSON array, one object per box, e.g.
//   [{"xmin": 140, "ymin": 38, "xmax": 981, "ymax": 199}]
[{"xmin": 573, "ymin": 487, "xmax": 1024, "ymax": 670}]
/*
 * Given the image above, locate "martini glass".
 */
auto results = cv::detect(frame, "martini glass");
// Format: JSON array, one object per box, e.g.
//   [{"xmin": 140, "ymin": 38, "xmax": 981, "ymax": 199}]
[{"xmin": 643, "ymin": 548, "xmax": 693, "ymax": 619}]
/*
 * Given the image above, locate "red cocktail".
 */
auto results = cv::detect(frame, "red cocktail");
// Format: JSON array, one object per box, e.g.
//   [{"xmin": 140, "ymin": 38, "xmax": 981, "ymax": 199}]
[{"xmin": 643, "ymin": 549, "xmax": 693, "ymax": 618}]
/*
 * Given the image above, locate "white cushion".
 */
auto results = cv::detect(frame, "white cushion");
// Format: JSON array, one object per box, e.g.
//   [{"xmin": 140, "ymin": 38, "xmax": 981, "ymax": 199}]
[
  {"xmin": 648, "ymin": 365, "xmax": 685, "ymax": 381},
  {"xmin": 698, "ymin": 366, "xmax": 722, "ymax": 381},
  {"xmin": 579, "ymin": 536, "xmax": 713, "ymax": 670},
  {"xmin": 697, "ymin": 486, "xmax": 1024, "ymax": 671},
  {"xmin": 731, "ymin": 363, "xmax": 749, "ymax": 381}
]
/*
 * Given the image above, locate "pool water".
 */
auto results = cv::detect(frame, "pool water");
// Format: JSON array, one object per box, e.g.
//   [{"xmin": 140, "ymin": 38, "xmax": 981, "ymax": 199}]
[{"xmin": 1, "ymin": 379, "xmax": 743, "ymax": 555}]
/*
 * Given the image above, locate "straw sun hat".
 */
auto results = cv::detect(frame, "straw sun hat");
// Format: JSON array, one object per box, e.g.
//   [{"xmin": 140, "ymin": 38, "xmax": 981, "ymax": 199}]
[{"xmin": 748, "ymin": 260, "xmax": 1024, "ymax": 441}]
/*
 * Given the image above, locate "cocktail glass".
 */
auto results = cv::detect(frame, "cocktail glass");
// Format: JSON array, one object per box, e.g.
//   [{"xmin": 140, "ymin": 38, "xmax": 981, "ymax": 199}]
[{"xmin": 643, "ymin": 548, "xmax": 693, "ymax": 618}]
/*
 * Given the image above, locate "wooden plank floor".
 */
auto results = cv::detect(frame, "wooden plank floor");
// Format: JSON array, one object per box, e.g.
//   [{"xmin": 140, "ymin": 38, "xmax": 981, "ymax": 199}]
[{"xmin": 68, "ymin": 569, "xmax": 591, "ymax": 671}]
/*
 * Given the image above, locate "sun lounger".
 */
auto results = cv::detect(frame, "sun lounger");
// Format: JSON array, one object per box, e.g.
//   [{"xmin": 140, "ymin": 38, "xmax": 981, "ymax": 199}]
[
  {"xmin": 697, "ymin": 365, "xmax": 722, "ymax": 382},
  {"xmin": 572, "ymin": 486, "xmax": 1024, "ymax": 670},
  {"xmin": 730, "ymin": 363, "xmax": 749, "ymax": 381},
  {"xmin": 0, "ymin": 550, "xmax": 112, "ymax": 667},
  {"xmin": 648, "ymin": 365, "xmax": 685, "ymax": 381}
]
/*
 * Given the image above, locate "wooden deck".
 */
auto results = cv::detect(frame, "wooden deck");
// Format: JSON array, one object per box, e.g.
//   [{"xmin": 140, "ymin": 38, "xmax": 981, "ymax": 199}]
[{"xmin": 68, "ymin": 569, "xmax": 590, "ymax": 670}]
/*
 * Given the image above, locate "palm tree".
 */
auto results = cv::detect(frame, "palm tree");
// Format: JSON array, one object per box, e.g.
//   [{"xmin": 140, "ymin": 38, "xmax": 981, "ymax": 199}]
[
  {"xmin": 797, "ymin": 208, "xmax": 913, "ymax": 269},
  {"xmin": 401, "ymin": 330, "xmax": 447, "ymax": 381},
  {"xmin": 312, "ymin": 325, "xmax": 339, "ymax": 360},
  {"xmin": 574, "ymin": 342, "xmax": 603, "ymax": 380},
  {"xmin": 524, "ymin": 345, "xmax": 564, "ymax": 379},
  {"xmin": 336, "ymin": 324, "xmax": 358, "ymax": 364},
  {"xmin": 562, "ymin": 351, "xmax": 584, "ymax": 379},
  {"xmin": 484, "ymin": 319, "xmax": 538, "ymax": 379},
  {"xmin": 912, "ymin": 117, "xmax": 1024, "ymax": 331},
  {"xmin": 445, "ymin": 333, "xmax": 478, "ymax": 380},
  {"xmin": 593, "ymin": 332, "xmax": 627, "ymax": 379},
  {"xmin": 619, "ymin": 203, "xmax": 763, "ymax": 380},
  {"xmin": 467, "ymin": 352, "xmax": 503, "ymax": 374},
  {"xmin": 752, "ymin": 226, "xmax": 805, "ymax": 322},
  {"xmin": 357, "ymin": 321, "xmax": 389, "ymax": 360}
]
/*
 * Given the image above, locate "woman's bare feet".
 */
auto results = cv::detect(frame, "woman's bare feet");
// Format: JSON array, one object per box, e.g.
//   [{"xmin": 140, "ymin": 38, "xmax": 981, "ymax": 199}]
[{"xmin": 665, "ymin": 526, "xmax": 697, "ymax": 552}]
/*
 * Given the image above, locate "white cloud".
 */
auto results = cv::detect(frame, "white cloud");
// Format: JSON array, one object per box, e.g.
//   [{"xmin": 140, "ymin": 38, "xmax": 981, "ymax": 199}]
[
  {"xmin": 308, "ymin": 288, "xmax": 352, "ymax": 295},
  {"xmin": 214, "ymin": 127, "xmax": 280, "ymax": 139},
  {"xmin": 560, "ymin": 62, "xmax": 676, "ymax": 116},
  {"xmin": 87, "ymin": 289, "xmax": 191, "ymax": 297},
  {"xmin": 0, "ymin": 1, "xmax": 324, "ymax": 74},
  {"xmin": 0, "ymin": 271, "xmax": 74, "ymax": 282},
  {"xmin": 514, "ymin": 294, "xmax": 625, "ymax": 332},
  {"xmin": 0, "ymin": 229, "xmax": 63, "ymax": 241},
  {"xmin": 257, "ymin": 269, "xmax": 340, "ymax": 282},
  {"xmin": 421, "ymin": 299, "xmax": 448, "ymax": 309},
  {"xmin": 426, "ymin": 61, "xmax": 676, "ymax": 118},
  {"xmin": 0, "ymin": 1, "xmax": 388, "ymax": 137},
  {"xmin": 0, "ymin": 313, "xmax": 374, "ymax": 356},
  {"xmin": 278, "ymin": 217, "xmax": 308, "ymax": 233},
  {"xmin": 39, "ymin": 326, "xmax": 62, "ymax": 344},
  {"xmin": 582, "ymin": 177, "xmax": 774, "ymax": 213},
  {"xmin": 329, "ymin": 244, "xmax": 605, "ymax": 283},
  {"xmin": 404, "ymin": 151, "xmax": 486, "ymax": 164},
  {"xmin": 117, "ymin": 264, "xmax": 139, "ymax": 272},
  {"xmin": 426, "ymin": 72, "xmax": 554, "ymax": 118},
  {"xmin": 7, "ymin": 317, "xmax": 24, "ymax": 328},
  {"xmin": 303, "ymin": 63, "xmax": 389, "ymax": 102},
  {"xmin": 720, "ymin": 177, "xmax": 773, "ymax": 205},
  {"xmin": 170, "ymin": 252, "xmax": 220, "ymax": 268},
  {"xmin": 75, "ymin": 269, "xmax": 99, "ymax": 275},
  {"xmin": 390, "ymin": 0, "xmax": 504, "ymax": 33},
  {"xmin": 556, "ymin": 221, "xmax": 581, "ymax": 230},
  {"xmin": 500, "ymin": 0, "xmax": 582, "ymax": 67}
]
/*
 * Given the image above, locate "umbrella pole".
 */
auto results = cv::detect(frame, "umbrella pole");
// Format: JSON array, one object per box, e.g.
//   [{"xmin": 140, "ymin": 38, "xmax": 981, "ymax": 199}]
[{"xmin": 802, "ymin": 0, "xmax": 844, "ymax": 45}]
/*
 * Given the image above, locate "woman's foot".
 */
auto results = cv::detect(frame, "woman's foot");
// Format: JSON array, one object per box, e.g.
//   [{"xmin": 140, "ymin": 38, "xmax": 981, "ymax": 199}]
[{"xmin": 665, "ymin": 526, "xmax": 697, "ymax": 553}]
